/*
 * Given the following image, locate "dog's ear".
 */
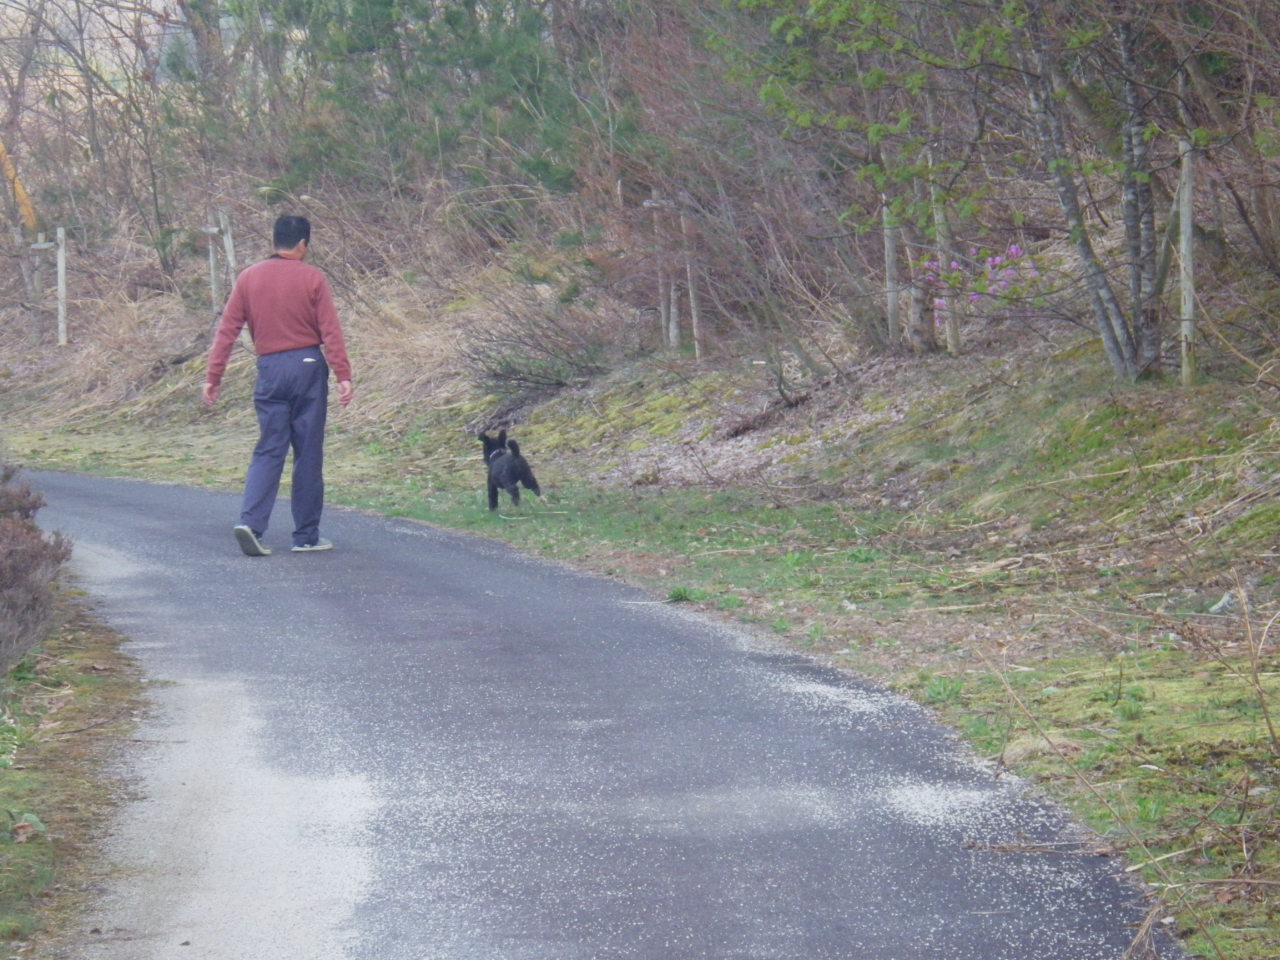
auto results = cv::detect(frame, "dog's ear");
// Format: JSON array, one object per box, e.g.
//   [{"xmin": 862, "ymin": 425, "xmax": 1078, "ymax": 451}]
[{"xmin": 497, "ymin": 429, "xmax": 507, "ymax": 446}]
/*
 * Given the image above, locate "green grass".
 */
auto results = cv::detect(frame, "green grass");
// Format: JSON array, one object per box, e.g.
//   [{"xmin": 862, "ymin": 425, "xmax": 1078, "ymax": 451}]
[
  {"xmin": 346, "ymin": 480, "xmax": 1036, "ymax": 614},
  {"xmin": 0, "ymin": 602, "xmax": 140, "ymax": 942},
  {"xmin": 1, "ymin": 651, "xmax": 54, "ymax": 938},
  {"xmin": 902, "ymin": 648, "xmax": 1280, "ymax": 959}
]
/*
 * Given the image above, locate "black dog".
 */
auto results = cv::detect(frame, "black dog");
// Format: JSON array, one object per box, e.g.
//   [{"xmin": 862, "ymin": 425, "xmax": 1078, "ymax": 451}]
[{"xmin": 478, "ymin": 430, "xmax": 542, "ymax": 510}]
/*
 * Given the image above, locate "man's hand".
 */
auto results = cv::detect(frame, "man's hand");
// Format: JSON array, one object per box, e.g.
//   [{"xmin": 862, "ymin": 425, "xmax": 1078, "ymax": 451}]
[
  {"xmin": 202, "ymin": 382, "xmax": 219, "ymax": 407},
  {"xmin": 337, "ymin": 380, "xmax": 354, "ymax": 407}
]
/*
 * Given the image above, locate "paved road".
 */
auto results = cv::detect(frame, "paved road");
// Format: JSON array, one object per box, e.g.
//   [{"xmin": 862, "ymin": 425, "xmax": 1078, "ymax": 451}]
[{"xmin": 30, "ymin": 471, "xmax": 1173, "ymax": 960}]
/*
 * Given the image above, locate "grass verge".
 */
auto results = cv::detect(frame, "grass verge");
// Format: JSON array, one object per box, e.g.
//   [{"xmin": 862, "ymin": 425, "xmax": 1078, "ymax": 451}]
[
  {"xmin": 1, "ymin": 593, "xmax": 141, "ymax": 948},
  {"xmin": 902, "ymin": 642, "xmax": 1280, "ymax": 960}
]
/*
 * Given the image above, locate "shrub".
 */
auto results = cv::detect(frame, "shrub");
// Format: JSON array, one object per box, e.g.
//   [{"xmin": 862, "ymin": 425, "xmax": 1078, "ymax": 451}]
[
  {"xmin": 0, "ymin": 465, "xmax": 71, "ymax": 678},
  {"xmin": 460, "ymin": 292, "xmax": 623, "ymax": 396}
]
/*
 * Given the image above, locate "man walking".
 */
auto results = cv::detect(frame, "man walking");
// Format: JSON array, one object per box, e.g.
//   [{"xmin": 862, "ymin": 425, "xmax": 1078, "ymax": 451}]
[{"xmin": 202, "ymin": 215, "xmax": 354, "ymax": 557}]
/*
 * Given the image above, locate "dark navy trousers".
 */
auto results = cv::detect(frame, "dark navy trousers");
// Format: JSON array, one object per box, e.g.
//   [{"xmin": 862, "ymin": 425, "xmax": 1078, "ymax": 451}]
[{"xmin": 240, "ymin": 346, "xmax": 329, "ymax": 547}]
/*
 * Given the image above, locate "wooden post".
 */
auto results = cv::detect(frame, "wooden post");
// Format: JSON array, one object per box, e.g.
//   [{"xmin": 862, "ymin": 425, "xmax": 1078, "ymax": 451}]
[
  {"xmin": 31, "ymin": 231, "xmax": 46, "ymax": 300},
  {"xmin": 668, "ymin": 280, "xmax": 681, "ymax": 350},
  {"xmin": 14, "ymin": 228, "xmax": 37, "ymax": 341},
  {"xmin": 928, "ymin": 185, "xmax": 960, "ymax": 356},
  {"xmin": 203, "ymin": 224, "xmax": 221, "ymax": 308},
  {"xmin": 218, "ymin": 209, "xmax": 236, "ymax": 277},
  {"xmin": 55, "ymin": 227, "xmax": 66, "ymax": 346},
  {"xmin": 882, "ymin": 196, "xmax": 900, "ymax": 344},
  {"xmin": 680, "ymin": 208, "xmax": 703, "ymax": 361},
  {"xmin": 28, "ymin": 233, "xmax": 56, "ymax": 344},
  {"xmin": 646, "ymin": 191, "xmax": 676, "ymax": 349},
  {"xmin": 1179, "ymin": 136, "xmax": 1196, "ymax": 386},
  {"xmin": 211, "ymin": 211, "xmax": 251, "ymax": 349}
]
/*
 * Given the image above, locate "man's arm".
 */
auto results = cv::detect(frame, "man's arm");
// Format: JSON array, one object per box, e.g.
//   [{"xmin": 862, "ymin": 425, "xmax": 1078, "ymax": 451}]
[
  {"xmin": 313, "ymin": 273, "xmax": 352, "ymax": 383},
  {"xmin": 204, "ymin": 278, "xmax": 250, "ymax": 405}
]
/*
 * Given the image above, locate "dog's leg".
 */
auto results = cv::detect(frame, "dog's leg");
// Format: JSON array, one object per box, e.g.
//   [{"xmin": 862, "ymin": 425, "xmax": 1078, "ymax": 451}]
[
  {"xmin": 508, "ymin": 485, "xmax": 521, "ymax": 507},
  {"xmin": 488, "ymin": 482, "xmax": 500, "ymax": 510}
]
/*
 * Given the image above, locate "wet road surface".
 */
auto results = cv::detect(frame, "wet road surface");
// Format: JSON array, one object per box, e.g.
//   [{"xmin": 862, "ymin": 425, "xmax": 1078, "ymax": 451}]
[{"xmin": 30, "ymin": 470, "xmax": 1175, "ymax": 959}]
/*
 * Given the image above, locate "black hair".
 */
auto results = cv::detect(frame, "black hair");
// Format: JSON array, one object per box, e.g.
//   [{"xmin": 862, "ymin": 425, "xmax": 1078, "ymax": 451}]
[{"xmin": 273, "ymin": 215, "xmax": 311, "ymax": 250}]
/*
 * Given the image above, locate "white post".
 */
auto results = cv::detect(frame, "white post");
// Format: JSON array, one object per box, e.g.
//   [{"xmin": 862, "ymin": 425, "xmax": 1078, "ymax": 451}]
[
  {"xmin": 668, "ymin": 280, "xmax": 681, "ymax": 350},
  {"xmin": 215, "ymin": 210, "xmax": 253, "ymax": 348},
  {"xmin": 218, "ymin": 209, "xmax": 236, "ymax": 277},
  {"xmin": 28, "ymin": 233, "xmax": 56, "ymax": 343},
  {"xmin": 1179, "ymin": 136, "xmax": 1196, "ymax": 386},
  {"xmin": 680, "ymin": 208, "xmax": 702, "ymax": 361},
  {"xmin": 203, "ymin": 225, "xmax": 221, "ymax": 308},
  {"xmin": 55, "ymin": 227, "xmax": 66, "ymax": 346},
  {"xmin": 928, "ymin": 182, "xmax": 960, "ymax": 356},
  {"xmin": 882, "ymin": 196, "xmax": 900, "ymax": 344}
]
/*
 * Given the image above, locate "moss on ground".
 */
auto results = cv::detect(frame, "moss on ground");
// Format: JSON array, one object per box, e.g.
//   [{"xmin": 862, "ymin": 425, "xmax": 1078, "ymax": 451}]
[{"xmin": 0, "ymin": 596, "xmax": 141, "ymax": 945}]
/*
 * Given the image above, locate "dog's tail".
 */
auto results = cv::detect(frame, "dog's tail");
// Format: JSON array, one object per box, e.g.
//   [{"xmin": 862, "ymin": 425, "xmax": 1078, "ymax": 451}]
[{"xmin": 506, "ymin": 440, "xmax": 521, "ymax": 456}]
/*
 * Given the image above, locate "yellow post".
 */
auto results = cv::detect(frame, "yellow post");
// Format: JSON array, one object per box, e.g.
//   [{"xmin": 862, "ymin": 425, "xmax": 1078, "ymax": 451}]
[{"xmin": 0, "ymin": 137, "xmax": 38, "ymax": 230}]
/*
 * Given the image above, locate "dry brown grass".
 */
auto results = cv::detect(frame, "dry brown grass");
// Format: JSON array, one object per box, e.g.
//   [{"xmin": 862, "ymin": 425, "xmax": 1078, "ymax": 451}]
[{"xmin": 338, "ymin": 277, "xmax": 475, "ymax": 423}]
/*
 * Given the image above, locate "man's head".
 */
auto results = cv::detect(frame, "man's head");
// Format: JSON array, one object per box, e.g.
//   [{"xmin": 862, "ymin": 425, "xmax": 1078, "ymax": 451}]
[{"xmin": 273, "ymin": 215, "xmax": 311, "ymax": 253}]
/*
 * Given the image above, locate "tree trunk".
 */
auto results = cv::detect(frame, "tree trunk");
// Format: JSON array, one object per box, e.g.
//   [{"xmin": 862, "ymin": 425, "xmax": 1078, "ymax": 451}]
[
  {"xmin": 1026, "ymin": 35, "xmax": 1137, "ymax": 379},
  {"xmin": 925, "ymin": 93, "xmax": 960, "ymax": 356},
  {"xmin": 1, "ymin": 5, "xmax": 40, "ymax": 232},
  {"xmin": 1169, "ymin": 30, "xmax": 1280, "ymax": 277},
  {"xmin": 0, "ymin": 138, "xmax": 37, "ymax": 230},
  {"xmin": 177, "ymin": 0, "xmax": 228, "ymax": 111},
  {"xmin": 1116, "ymin": 16, "xmax": 1161, "ymax": 375},
  {"xmin": 903, "ymin": 220, "xmax": 939, "ymax": 355}
]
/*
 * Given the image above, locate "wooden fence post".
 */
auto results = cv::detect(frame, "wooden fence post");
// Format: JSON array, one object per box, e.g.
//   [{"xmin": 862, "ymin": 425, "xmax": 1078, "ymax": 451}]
[
  {"xmin": 208, "ymin": 211, "xmax": 251, "ymax": 350},
  {"xmin": 679, "ymin": 206, "xmax": 703, "ymax": 361},
  {"xmin": 55, "ymin": 227, "xmax": 66, "ymax": 346},
  {"xmin": 31, "ymin": 231, "xmax": 46, "ymax": 300},
  {"xmin": 28, "ymin": 233, "xmax": 57, "ymax": 344},
  {"xmin": 218, "ymin": 209, "xmax": 236, "ymax": 278},
  {"xmin": 202, "ymin": 224, "xmax": 221, "ymax": 308},
  {"xmin": 1179, "ymin": 136, "xmax": 1196, "ymax": 386},
  {"xmin": 882, "ymin": 197, "xmax": 900, "ymax": 345}
]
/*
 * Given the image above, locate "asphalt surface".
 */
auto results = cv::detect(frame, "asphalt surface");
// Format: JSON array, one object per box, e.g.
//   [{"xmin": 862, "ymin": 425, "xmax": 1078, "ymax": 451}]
[{"xmin": 29, "ymin": 470, "xmax": 1175, "ymax": 960}]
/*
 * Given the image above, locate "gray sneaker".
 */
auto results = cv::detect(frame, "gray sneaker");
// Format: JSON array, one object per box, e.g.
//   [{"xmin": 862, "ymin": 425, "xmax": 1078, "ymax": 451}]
[
  {"xmin": 234, "ymin": 525, "xmax": 271, "ymax": 557},
  {"xmin": 291, "ymin": 538, "xmax": 333, "ymax": 553}
]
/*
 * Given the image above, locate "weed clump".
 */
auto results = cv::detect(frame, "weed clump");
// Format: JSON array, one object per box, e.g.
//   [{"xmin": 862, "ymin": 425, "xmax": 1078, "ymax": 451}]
[{"xmin": 0, "ymin": 464, "xmax": 71, "ymax": 677}]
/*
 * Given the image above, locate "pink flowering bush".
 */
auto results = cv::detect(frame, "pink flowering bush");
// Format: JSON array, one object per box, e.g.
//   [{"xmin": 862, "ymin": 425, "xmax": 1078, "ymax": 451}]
[{"xmin": 917, "ymin": 244, "xmax": 1047, "ymax": 318}]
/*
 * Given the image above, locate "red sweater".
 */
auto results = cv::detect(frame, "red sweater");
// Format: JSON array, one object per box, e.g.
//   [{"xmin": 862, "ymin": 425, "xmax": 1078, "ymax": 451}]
[{"xmin": 205, "ymin": 255, "xmax": 352, "ymax": 388}]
